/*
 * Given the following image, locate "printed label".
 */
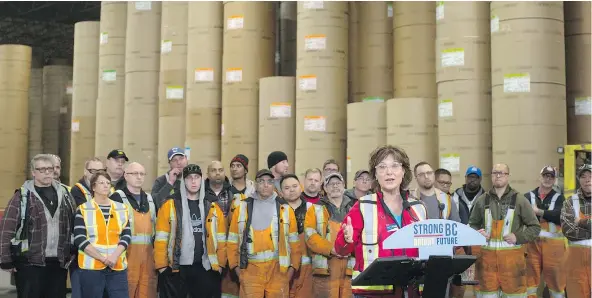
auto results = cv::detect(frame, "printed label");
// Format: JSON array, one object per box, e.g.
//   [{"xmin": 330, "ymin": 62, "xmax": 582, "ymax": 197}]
[
  {"xmin": 71, "ymin": 120, "xmax": 80, "ymax": 132},
  {"xmin": 304, "ymin": 116, "xmax": 326, "ymax": 132},
  {"xmin": 161, "ymin": 40, "xmax": 172, "ymax": 54},
  {"xmin": 439, "ymin": 99, "xmax": 453, "ymax": 118},
  {"xmin": 436, "ymin": 2, "xmax": 444, "ymax": 21},
  {"xmin": 59, "ymin": 106, "xmax": 67, "ymax": 114},
  {"xmin": 66, "ymin": 85, "xmax": 73, "ymax": 95},
  {"xmin": 387, "ymin": 4, "xmax": 393, "ymax": 18},
  {"xmin": 503, "ymin": 73, "xmax": 530, "ymax": 93},
  {"xmin": 102, "ymin": 70, "xmax": 116, "ymax": 82},
  {"xmin": 491, "ymin": 15, "xmax": 500, "ymax": 33},
  {"xmin": 225, "ymin": 68, "xmax": 243, "ymax": 83},
  {"xmin": 575, "ymin": 97, "xmax": 592, "ymax": 116},
  {"xmin": 299, "ymin": 75, "xmax": 317, "ymax": 91},
  {"xmin": 227, "ymin": 16, "xmax": 244, "ymax": 30},
  {"xmin": 135, "ymin": 1, "xmax": 151, "ymax": 11},
  {"xmin": 441, "ymin": 48, "xmax": 465, "ymax": 67},
  {"xmin": 100, "ymin": 32, "xmax": 108, "ymax": 45},
  {"xmin": 166, "ymin": 86, "xmax": 184, "ymax": 100},
  {"xmin": 363, "ymin": 97, "xmax": 385, "ymax": 103},
  {"xmin": 305, "ymin": 35, "xmax": 327, "ymax": 51},
  {"xmin": 194, "ymin": 68, "xmax": 214, "ymax": 82},
  {"xmin": 270, "ymin": 103, "xmax": 292, "ymax": 118},
  {"xmin": 347, "ymin": 156, "xmax": 352, "ymax": 173},
  {"xmin": 303, "ymin": 1, "xmax": 324, "ymax": 9},
  {"xmin": 440, "ymin": 154, "xmax": 460, "ymax": 173}
]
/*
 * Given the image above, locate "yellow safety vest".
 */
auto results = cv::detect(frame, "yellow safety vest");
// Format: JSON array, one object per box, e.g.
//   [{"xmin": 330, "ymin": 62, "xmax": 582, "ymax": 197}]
[
  {"xmin": 528, "ymin": 192, "xmax": 564, "ymax": 239},
  {"xmin": 75, "ymin": 183, "xmax": 93, "ymax": 202},
  {"xmin": 569, "ymin": 194, "xmax": 592, "ymax": 247},
  {"xmin": 78, "ymin": 200, "xmax": 129, "ymax": 271},
  {"xmin": 352, "ymin": 193, "xmax": 427, "ymax": 293},
  {"xmin": 115, "ymin": 190, "xmax": 156, "ymax": 245},
  {"xmin": 304, "ymin": 204, "xmax": 356, "ymax": 275},
  {"xmin": 301, "ymin": 201, "xmax": 313, "ymax": 267}
]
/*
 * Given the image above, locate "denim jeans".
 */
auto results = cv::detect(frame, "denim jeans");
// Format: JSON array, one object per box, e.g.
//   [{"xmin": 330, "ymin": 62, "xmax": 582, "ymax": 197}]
[{"xmin": 75, "ymin": 268, "xmax": 129, "ymax": 298}]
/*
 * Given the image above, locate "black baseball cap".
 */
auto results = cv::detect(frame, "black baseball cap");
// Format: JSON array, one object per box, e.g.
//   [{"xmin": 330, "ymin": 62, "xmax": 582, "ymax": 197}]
[
  {"xmin": 107, "ymin": 149, "xmax": 129, "ymax": 161},
  {"xmin": 256, "ymin": 169, "xmax": 274, "ymax": 179}
]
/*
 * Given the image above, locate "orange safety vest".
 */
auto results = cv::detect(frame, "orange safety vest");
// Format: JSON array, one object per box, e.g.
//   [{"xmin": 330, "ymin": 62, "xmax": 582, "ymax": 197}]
[
  {"xmin": 75, "ymin": 183, "xmax": 93, "ymax": 203},
  {"xmin": 569, "ymin": 195, "xmax": 592, "ymax": 247},
  {"xmin": 78, "ymin": 200, "xmax": 129, "ymax": 271},
  {"xmin": 528, "ymin": 192, "xmax": 564, "ymax": 239},
  {"xmin": 115, "ymin": 190, "xmax": 156, "ymax": 245},
  {"xmin": 352, "ymin": 193, "xmax": 427, "ymax": 293}
]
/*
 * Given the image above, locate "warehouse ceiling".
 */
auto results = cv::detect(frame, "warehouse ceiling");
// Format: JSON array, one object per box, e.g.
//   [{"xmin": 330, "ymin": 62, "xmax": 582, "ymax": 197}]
[{"xmin": 0, "ymin": 1, "xmax": 101, "ymax": 63}]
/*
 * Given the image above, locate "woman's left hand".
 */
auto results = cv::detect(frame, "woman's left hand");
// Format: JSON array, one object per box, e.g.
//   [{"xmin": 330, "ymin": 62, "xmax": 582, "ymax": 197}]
[{"xmin": 105, "ymin": 254, "xmax": 118, "ymax": 267}]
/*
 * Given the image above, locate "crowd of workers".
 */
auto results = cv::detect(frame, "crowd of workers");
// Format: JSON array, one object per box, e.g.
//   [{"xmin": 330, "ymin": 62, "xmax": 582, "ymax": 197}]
[{"xmin": 0, "ymin": 145, "xmax": 589, "ymax": 298}]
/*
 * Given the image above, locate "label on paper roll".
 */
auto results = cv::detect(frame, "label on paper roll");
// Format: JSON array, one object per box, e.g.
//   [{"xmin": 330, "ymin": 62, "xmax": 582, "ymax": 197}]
[
  {"xmin": 66, "ymin": 85, "xmax": 73, "ymax": 95},
  {"xmin": 440, "ymin": 154, "xmax": 460, "ymax": 173},
  {"xmin": 305, "ymin": 35, "xmax": 327, "ymax": 51},
  {"xmin": 161, "ymin": 40, "xmax": 172, "ymax": 54},
  {"xmin": 439, "ymin": 99, "xmax": 453, "ymax": 118},
  {"xmin": 363, "ymin": 97, "xmax": 385, "ymax": 103},
  {"xmin": 225, "ymin": 68, "xmax": 243, "ymax": 83},
  {"xmin": 491, "ymin": 15, "xmax": 500, "ymax": 33},
  {"xmin": 387, "ymin": 4, "xmax": 393, "ymax": 18},
  {"xmin": 436, "ymin": 2, "xmax": 444, "ymax": 21},
  {"xmin": 195, "ymin": 68, "xmax": 214, "ymax": 82},
  {"xmin": 347, "ymin": 157, "xmax": 352, "ymax": 173},
  {"xmin": 100, "ymin": 32, "xmax": 108, "ymax": 45},
  {"xmin": 166, "ymin": 86, "xmax": 184, "ymax": 100},
  {"xmin": 221, "ymin": 124, "xmax": 224, "ymax": 136},
  {"xmin": 135, "ymin": 1, "xmax": 151, "ymax": 11},
  {"xmin": 71, "ymin": 120, "xmax": 80, "ymax": 132},
  {"xmin": 575, "ymin": 97, "xmax": 592, "ymax": 115},
  {"xmin": 441, "ymin": 48, "xmax": 465, "ymax": 67},
  {"xmin": 304, "ymin": 116, "xmax": 326, "ymax": 132},
  {"xmin": 270, "ymin": 103, "xmax": 292, "ymax": 118},
  {"xmin": 299, "ymin": 75, "xmax": 317, "ymax": 91},
  {"xmin": 59, "ymin": 106, "xmax": 67, "ymax": 114},
  {"xmin": 503, "ymin": 73, "xmax": 530, "ymax": 93},
  {"xmin": 102, "ymin": 70, "xmax": 116, "ymax": 82},
  {"xmin": 303, "ymin": 1, "xmax": 324, "ymax": 9},
  {"xmin": 227, "ymin": 16, "xmax": 244, "ymax": 30}
]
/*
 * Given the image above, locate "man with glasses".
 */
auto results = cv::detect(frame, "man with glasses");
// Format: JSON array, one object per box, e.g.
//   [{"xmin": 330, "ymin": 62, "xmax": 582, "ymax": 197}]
[
  {"xmin": 469, "ymin": 163, "xmax": 541, "ymax": 298},
  {"xmin": 413, "ymin": 162, "xmax": 460, "ymax": 221},
  {"xmin": 524, "ymin": 166, "xmax": 566, "ymax": 298},
  {"xmin": 110, "ymin": 162, "xmax": 157, "ymax": 298},
  {"xmin": 344, "ymin": 169, "xmax": 372, "ymax": 202},
  {"xmin": 452, "ymin": 166, "xmax": 485, "ymax": 226},
  {"xmin": 0, "ymin": 154, "xmax": 76, "ymax": 298},
  {"xmin": 71, "ymin": 157, "xmax": 105, "ymax": 206},
  {"xmin": 106, "ymin": 149, "xmax": 129, "ymax": 192},
  {"xmin": 434, "ymin": 168, "xmax": 453, "ymax": 195}
]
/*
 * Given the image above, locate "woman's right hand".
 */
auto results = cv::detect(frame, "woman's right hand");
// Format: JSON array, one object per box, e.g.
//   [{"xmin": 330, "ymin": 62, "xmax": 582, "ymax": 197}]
[{"xmin": 342, "ymin": 216, "xmax": 354, "ymax": 244}]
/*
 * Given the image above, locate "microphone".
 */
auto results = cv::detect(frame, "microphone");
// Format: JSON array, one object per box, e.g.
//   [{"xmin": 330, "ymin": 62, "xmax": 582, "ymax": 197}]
[{"xmin": 438, "ymin": 203, "xmax": 445, "ymax": 211}]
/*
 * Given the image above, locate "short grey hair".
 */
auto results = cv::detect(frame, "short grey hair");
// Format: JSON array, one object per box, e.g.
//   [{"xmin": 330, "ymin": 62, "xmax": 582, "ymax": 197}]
[{"xmin": 30, "ymin": 154, "xmax": 56, "ymax": 172}]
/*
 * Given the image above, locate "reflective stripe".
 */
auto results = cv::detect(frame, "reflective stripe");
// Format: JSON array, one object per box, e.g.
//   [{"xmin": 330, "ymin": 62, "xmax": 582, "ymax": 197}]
[
  {"xmin": 75, "ymin": 183, "xmax": 92, "ymax": 202},
  {"xmin": 208, "ymin": 203, "xmax": 221, "ymax": 267},
  {"xmin": 351, "ymin": 270, "xmax": 393, "ymax": 292},
  {"xmin": 249, "ymin": 250, "xmax": 279, "ymax": 262},
  {"xmin": 155, "ymin": 231, "xmax": 169, "ymax": 242},
  {"xmin": 484, "ymin": 204, "xmax": 519, "ymax": 250},
  {"xmin": 437, "ymin": 191, "xmax": 451, "ymax": 219},
  {"xmin": 475, "ymin": 292, "xmax": 501, "ymax": 298},
  {"xmin": 360, "ymin": 194, "xmax": 379, "ymax": 271},
  {"xmin": 115, "ymin": 190, "xmax": 157, "ymax": 240},
  {"xmin": 568, "ymin": 195, "xmax": 591, "ymax": 247},
  {"xmin": 570, "ymin": 239, "xmax": 592, "ymax": 247},
  {"xmin": 301, "ymin": 255, "xmax": 312, "ymax": 266},
  {"xmin": 530, "ymin": 192, "xmax": 562, "ymax": 234},
  {"xmin": 131, "ymin": 234, "xmax": 153, "ymax": 245},
  {"xmin": 539, "ymin": 230, "xmax": 563, "ymax": 239},
  {"xmin": 227, "ymin": 233, "xmax": 239, "ymax": 243},
  {"xmin": 310, "ymin": 205, "xmax": 328, "ymax": 270}
]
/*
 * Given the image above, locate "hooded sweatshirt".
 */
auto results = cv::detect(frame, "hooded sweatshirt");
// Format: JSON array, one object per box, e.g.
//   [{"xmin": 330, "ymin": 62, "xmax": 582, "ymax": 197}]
[
  {"xmin": 251, "ymin": 192, "xmax": 279, "ymax": 231},
  {"xmin": 179, "ymin": 175, "xmax": 210, "ymax": 269}
]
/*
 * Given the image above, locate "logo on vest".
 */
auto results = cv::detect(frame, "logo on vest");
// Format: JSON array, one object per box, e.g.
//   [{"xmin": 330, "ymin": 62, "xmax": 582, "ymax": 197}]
[{"xmin": 413, "ymin": 222, "xmax": 459, "ymax": 246}]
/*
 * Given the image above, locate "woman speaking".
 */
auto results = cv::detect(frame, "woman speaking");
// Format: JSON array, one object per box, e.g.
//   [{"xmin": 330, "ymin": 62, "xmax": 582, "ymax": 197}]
[{"xmin": 334, "ymin": 145, "xmax": 428, "ymax": 298}]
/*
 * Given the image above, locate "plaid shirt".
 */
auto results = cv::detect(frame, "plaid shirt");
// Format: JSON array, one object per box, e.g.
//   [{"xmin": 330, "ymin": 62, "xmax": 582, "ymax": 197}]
[
  {"xmin": 205, "ymin": 179, "xmax": 234, "ymax": 217},
  {"xmin": 561, "ymin": 189, "xmax": 591, "ymax": 242},
  {"xmin": 0, "ymin": 182, "xmax": 75, "ymax": 269}
]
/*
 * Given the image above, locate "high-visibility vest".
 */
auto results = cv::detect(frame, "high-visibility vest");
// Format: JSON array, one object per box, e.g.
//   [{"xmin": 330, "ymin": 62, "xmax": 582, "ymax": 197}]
[
  {"xmin": 528, "ymin": 191, "xmax": 563, "ymax": 238},
  {"xmin": 305, "ymin": 204, "xmax": 356, "ymax": 275},
  {"xmin": 352, "ymin": 193, "xmax": 427, "ymax": 293},
  {"xmin": 483, "ymin": 193, "xmax": 520, "ymax": 250},
  {"xmin": 77, "ymin": 200, "xmax": 129, "ymax": 271},
  {"xmin": 301, "ymin": 201, "xmax": 313, "ymax": 267},
  {"xmin": 115, "ymin": 190, "xmax": 156, "ymax": 245},
  {"xmin": 568, "ymin": 194, "xmax": 592, "ymax": 247},
  {"xmin": 75, "ymin": 183, "xmax": 92, "ymax": 203},
  {"xmin": 233, "ymin": 198, "xmax": 297, "ymax": 272}
]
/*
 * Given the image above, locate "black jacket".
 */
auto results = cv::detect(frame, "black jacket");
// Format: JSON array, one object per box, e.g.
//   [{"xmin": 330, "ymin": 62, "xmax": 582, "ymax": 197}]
[
  {"xmin": 110, "ymin": 187, "xmax": 156, "ymax": 214},
  {"xmin": 204, "ymin": 177, "xmax": 234, "ymax": 217},
  {"xmin": 70, "ymin": 178, "xmax": 92, "ymax": 207}
]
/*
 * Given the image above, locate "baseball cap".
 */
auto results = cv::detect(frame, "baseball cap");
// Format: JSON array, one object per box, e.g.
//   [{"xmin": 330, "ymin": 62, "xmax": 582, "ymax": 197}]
[
  {"xmin": 465, "ymin": 166, "xmax": 482, "ymax": 177},
  {"xmin": 255, "ymin": 169, "xmax": 274, "ymax": 179},
  {"xmin": 354, "ymin": 170, "xmax": 370, "ymax": 180},
  {"xmin": 182, "ymin": 164, "xmax": 202, "ymax": 177},
  {"xmin": 578, "ymin": 164, "xmax": 591, "ymax": 178},
  {"xmin": 324, "ymin": 172, "xmax": 344, "ymax": 186},
  {"xmin": 168, "ymin": 147, "xmax": 186, "ymax": 161},
  {"xmin": 540, "ymin": 165, "xmax": 557, "ymax": 177},
  {"xmin": 107, "ymin": 149, "xmax": 129, "ymax": 161}
]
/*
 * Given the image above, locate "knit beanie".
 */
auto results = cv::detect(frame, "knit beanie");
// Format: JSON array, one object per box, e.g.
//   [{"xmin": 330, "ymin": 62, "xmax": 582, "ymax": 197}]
[
  {"xmin": 231, "ymin": 154, "xmax": 249, "ymax": 172},
  {"xmin": 267, "ymin": 151, "xmax": 288, "ymax": 169}
]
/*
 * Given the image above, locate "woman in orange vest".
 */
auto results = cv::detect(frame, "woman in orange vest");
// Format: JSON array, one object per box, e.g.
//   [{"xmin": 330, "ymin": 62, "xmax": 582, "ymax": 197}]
[
  {"xmin": 334, "ymin": 145, "xmax": 428, "ymax": 298},
  {"xmin": 72, "ymin": 171, "xmax": 132, "ymax": 298}
]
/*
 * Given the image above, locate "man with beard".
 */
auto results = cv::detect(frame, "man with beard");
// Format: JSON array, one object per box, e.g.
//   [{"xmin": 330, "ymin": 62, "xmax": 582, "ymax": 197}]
[
  {"xmin": 302, "ymin": 168, "xmax": 322, "ymax": 204},
  {"xmin": 152, "ymin": 147, "xmax": 188, "ymax": 207},
  {"xmin": 267, "ymin": 151, "xmax": 290, "ymax": 196},
  {"xmin": 413, "ymin": 162, "xmax": 460, "ymax": 221},
  {"xmin": 452, "ymin": 166, "xmax": 486, "ymax": 224},
  {"xmin": 205, "ymin": 161, "xmax": 234, "ymax": 218},
  {"xmin": 229, "ymin": 154, "xmax": 255, "ymax": 197}
]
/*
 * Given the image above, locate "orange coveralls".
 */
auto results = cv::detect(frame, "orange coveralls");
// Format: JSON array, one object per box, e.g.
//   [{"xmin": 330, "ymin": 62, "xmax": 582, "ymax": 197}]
[
  {"xmin": 561, "ymin": 193, "xmax": 591, "ymax": 298},
  {"xmin": 290, "ymin": 201, "xmax": 314, "ymax": 298}
]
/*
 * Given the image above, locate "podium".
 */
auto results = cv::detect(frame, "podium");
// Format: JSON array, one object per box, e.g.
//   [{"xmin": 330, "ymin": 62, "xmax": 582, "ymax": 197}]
[{"xmin": 351, "ymin": 219, "xmax": 486, "ymax": 298}]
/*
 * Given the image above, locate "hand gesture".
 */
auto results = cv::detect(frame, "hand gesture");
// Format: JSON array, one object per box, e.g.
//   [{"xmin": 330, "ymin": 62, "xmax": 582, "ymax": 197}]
[
  {"xmin": 168, "ymin": 168, "xmax": 181, "ymax": 184},
  {"xmin": 341, "ymin": 216, "xmax": 354, "ymax": 244},
  {"xmin": 503, "ymin": 233, "xmax": 517, "ymax": 245},
  {"xmin": 477, "ymin": 229, "xmax": 490, "ymax": 241}
]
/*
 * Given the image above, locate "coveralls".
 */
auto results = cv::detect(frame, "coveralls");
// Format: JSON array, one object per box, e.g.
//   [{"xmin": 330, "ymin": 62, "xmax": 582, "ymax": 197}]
[
  {"xmin": 304, "ymin": 197, "xmax": 355, "ymax": 298},
  {"xmin": 290, "ymin": 200, "xmax": 314, "ymax": 298},
  {"xmin": 560, "ymin": 190, "xmax": 591, "ymax": 298},
  {"xmin": 221, "ymin": 194, "xmax": 244, "ymax": 298},
  {"xmin": 468, "ymin": 187, "xmax": 541, "ymax": 298},
  {"xmin": 226, "ymin": 195, "xmax": 301, "ymax": 298},
  {"xmin": 524, "ymin": 189, "xmax": 566, "ymax": 298}
]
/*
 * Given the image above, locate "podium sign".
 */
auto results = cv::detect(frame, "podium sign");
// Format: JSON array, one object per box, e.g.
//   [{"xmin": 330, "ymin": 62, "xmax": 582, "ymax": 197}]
[{"xmin": 382, "ymin": 219, "xmax": 486, "ymax": 260}]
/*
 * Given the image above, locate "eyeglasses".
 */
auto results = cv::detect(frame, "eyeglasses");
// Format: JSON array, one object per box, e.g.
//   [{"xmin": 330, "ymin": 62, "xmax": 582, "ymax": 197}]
[
  {"xmin": 492, "ymin": 171, "xmax": 509, "ymax": 177},
  {"xmin": 256, "ymin": 179, "xmax": 274, "ymax": 185},
  {"xmin": 416, "ymin": 171, "xmax": 434, "ymax": 179},
  {"xmin": 356, "ymin": 178, "xmax": 373, "ymax": 183},
  {"xmin": 437, "ymin": 181, "xmax": 452, "ymax": 186},
  {"xmin": 375, "ymin": 162, "xmax": 402, "ymax": 174},
  {"xmin": 326, "ymin": 182, "xmax": 343, "ymax": 188},
  {"xmin": 35, "ymin": 167, "xmax": 55, "ymax": 174},
  {"xmin": 126, "ymin": 172, "xmax": 146, "ymax": 177},
  {"xmin": 87, "ymin": 168, "xmax": 106, "ymax": 174}
]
